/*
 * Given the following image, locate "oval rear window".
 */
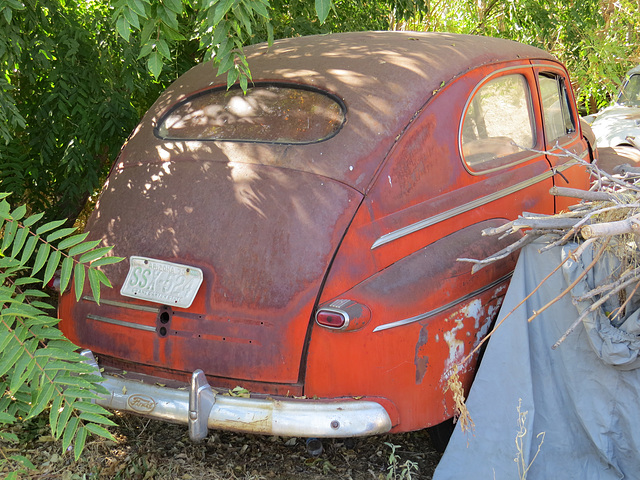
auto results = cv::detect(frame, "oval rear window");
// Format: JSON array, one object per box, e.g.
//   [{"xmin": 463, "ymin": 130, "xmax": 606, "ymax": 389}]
[{"xmin": 156, "ymin": 84, "xmax": 345, "ymax": 144}]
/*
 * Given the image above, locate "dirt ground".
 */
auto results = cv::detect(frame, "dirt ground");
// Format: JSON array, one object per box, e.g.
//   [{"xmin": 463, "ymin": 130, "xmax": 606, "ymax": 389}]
[{"xmin": 4, "ymin": 412, "xmax": 443, "ymax": 479}]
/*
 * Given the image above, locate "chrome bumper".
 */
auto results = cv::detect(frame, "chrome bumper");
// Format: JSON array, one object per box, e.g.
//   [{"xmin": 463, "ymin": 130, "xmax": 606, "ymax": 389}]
[{"xmin": 80, "ymin": 350, "xmax": 392, "ymax": 441}]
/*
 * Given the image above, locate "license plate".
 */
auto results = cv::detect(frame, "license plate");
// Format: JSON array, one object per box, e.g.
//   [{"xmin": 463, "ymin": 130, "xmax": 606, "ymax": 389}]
[{"xmin": 120, "ymin": 256, "xmax": 204, "ymax": 308}]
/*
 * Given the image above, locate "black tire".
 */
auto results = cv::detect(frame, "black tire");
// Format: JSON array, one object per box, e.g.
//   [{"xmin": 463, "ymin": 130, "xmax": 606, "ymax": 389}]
[{"xmin": 427, "ymin": 417, "xmax": 456, "ymax": 453}]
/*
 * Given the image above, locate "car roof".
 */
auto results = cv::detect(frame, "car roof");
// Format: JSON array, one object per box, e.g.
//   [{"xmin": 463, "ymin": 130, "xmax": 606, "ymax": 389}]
[
  {"xmin": 142, "ymin": 31, "xmax": 556, "ymax": 192},
  {"xmin": 628, "ymin": 65, "xmax": 640, "ymax": 76}
]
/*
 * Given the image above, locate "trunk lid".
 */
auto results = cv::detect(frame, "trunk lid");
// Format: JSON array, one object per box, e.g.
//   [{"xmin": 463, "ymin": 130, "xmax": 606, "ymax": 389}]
[{"xmin": 61, "ymin": 157, "xmax": 362, "ymax": 385}]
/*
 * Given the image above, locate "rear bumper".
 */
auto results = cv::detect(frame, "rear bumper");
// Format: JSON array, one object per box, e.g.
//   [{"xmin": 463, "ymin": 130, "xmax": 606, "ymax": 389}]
[{"xmin": 80, "ymin": 350, "xmax": 393, "ymax": 441}]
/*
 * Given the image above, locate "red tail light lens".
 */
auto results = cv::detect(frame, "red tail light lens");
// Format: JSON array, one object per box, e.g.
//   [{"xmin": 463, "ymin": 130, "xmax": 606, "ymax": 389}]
[{"xmin": 316, "ymin": 310, "xmax": 347, "ymax": 329}]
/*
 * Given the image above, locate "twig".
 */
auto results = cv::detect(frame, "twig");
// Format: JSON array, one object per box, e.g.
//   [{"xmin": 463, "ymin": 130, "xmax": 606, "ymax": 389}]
[
  {"xmin": 550, "ymin": 186, "xmax": 616, "ymax": 202},
  {"xmin": 529, "ymin": 238, "xmax": 610, "ymax": 323}
]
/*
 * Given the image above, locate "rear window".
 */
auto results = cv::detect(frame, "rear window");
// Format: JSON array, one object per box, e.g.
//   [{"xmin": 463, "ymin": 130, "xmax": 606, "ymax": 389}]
[{"xmin": 156, "ymin": 84, "xmax": 346, "ymax": 144}]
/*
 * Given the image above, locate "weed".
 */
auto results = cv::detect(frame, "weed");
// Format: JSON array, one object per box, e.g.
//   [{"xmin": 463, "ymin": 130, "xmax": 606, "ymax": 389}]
[{"xmin": 384, "ymin": 442, "xmax": 419, "ymax": 480}]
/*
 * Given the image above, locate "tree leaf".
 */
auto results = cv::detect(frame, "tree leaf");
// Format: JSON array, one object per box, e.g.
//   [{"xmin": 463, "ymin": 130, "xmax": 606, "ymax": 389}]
[
  {"xmin": 78, "ymin": 412, "xmax": 118, "ymax": 426},
  {"xmin": 116, "ymin": 15, "xmax": 131, "ymax": 42},
  {"xmin": 59, "ymin": 255, "xmax": 74, "ymax": 293},
  {"xmin": 22, "ymin": 212, "xmax": 44, "ymax": 228},
  {"xmin": 2, "ymin": 219, "xmax": 18, "ymax": 252},
  {"xmin": 10, "ymin": 226, "xmax": 29, "ymax": 259},
  {"xmin": 31, "ymin": 243, "xmax": 50, "ymax": 276},
  {"xmin": 10, "ymin": 204, "xmax": 27, "ymax": 221},
  {"xmin": 46, "ymin": 227, "xmax": 77, "ymax": 243},
  {"xmin": 147, "ymin": 51, "xmax": 163, "ymax": 78},
  {"xmin": 58, "ymin": 232, "xmax": 90, "ymax": 250},
  {"xmin": 26, "ymin": 382, "xmax": 56, "ymax": 420},
  {"xmin": 19, "ymin": 235, "xmax": 39, "ymax": 266},
  {"xmin": 79, "ymin": 246, "xmax": 113, "ymax": 264},
  {"xmin": 35, "ymin": 219, "xmax": 66, "ymax": 236},
  {"xmin": 62, "ymin": 416, "xmax": 79, "ymax": 451},
  {"xmin": 90, "ymin": 256, "xmax": 124, "ymax": 268},
  {"xmin": 43, "ymin": 249, "xmax": 62, "ymax": 286},
  {"xmin": 315, "ymin": 0, "xmax": 332, "ymax": 23},
  {"xmin": 68, "ymin": 239, "xmax": 101, "ymax": 257},
  {"xmin": 49, "ymin": 395, "xmax": 64, "ymax": 438},
  {"xmin": 74, "ymin": 262, "xmax": 86, "ymax": 300},
  {"xmin": 85, "ymin": 422, "xmax": 116, "ymax": 442},
  {"xmin": 88, "ymin": 268, "xmax": 102, "ymax": 305},
  {"xmin": 74, "ymin": 425, "xmax": 87, "ymax": 461}
]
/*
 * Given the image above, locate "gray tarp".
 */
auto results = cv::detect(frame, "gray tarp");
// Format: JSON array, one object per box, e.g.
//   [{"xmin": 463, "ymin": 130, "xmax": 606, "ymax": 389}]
[{"xmin": 434, "ymin": 239, "xmax": 640, "ymax": 480}]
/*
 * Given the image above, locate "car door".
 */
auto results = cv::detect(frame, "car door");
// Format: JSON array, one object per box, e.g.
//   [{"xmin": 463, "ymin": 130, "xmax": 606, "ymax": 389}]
[{"xmin": 533, "ymin": 61, "xmax": 592, "ymax": 212}]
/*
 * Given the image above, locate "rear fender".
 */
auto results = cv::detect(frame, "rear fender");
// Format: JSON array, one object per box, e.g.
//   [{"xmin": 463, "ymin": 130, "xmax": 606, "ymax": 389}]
[{"xmin": 305, "ymin": 219, "xmax": 519, "ymax": 431}]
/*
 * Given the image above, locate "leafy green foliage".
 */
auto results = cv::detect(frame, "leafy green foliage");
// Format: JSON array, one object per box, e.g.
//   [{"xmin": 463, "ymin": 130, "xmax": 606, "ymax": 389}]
[
  {"xmin": 411, "ymin": 0, "xmax": 640, "ymax": 112},
  {"xmin": 0, "ymin": 0, "xmax": 199, "ymax": 221},
  {"xmin": 0, "ymin": 193, "xmax": 123, "ymax": 465}
]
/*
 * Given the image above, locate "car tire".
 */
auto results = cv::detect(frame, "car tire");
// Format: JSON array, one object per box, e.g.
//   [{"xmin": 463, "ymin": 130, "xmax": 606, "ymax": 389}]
[{"xmin": 427, "ymin": 418, "xmax": 456, "ymax": 453}]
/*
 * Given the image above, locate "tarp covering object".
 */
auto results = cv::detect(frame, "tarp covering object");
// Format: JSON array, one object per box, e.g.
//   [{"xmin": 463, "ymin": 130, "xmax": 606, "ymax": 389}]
[{"xmin": 434, "ymin": 239, "xmax": 640, "ymax": 479}]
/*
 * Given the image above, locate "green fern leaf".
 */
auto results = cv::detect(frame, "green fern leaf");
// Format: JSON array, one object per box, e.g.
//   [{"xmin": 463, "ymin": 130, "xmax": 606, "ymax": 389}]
[
  {"xmin": 57, "ymin": 232, "xmax": 90, "ymax": 250},
  {"xmin": 31, "ymin": 243, "xmax": 51, "ymax": 276},
  {"xmin": 35, "ymin": 219, "xmax": 66, "ymax": 236},
  {"xmin": 85, "ymin": 422, "xmax": 116, "ymax": 441},
  {"xmin": 59, "ymin": 255, "xmax": 73, "ymax": 293},
  {"xmin": 73, "ymin": 262, "xmax": 85, "ymax": 300},
  {"xmin": 43, "ymin": 249, "xmax": 62, "ymax": 286},
  {"xmin": 19, "ymin": 235, "xmax": 39, "ymax": 265},
  {"xmin": 10, "ymin": 226, "xmax": 29, "ymax": 259},
  {"xmin": 68, "ymin": 239, "xmax": 101, "ymax": 257},
  {"xmin": 46, "ymin": 227, "xmax": 77, "ymax": 243},
  {"xmin": 73, "ymin": 425, "xmax": 87, "ymax": 461},
  {"xmin": 62, "ymin": 416, "xmax": 79, "ymax": 452}
]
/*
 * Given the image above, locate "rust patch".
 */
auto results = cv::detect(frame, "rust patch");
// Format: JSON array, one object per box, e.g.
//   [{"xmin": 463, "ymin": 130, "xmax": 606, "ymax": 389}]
[{"xmin": 414, "ymin": 326, "xmax": 429, "ymax": 384}]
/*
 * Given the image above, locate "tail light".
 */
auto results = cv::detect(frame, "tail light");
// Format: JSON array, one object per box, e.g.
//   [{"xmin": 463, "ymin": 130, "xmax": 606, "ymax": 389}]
[{"xmin": 315, "ymin": 299, "xmax": 371, "ymax": 331}]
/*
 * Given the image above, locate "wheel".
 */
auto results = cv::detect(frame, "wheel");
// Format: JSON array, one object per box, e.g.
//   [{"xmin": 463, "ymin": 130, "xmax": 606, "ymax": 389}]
[{"xmin": 427, "ymin": 418, "xmax": 456, "ymax": 453}]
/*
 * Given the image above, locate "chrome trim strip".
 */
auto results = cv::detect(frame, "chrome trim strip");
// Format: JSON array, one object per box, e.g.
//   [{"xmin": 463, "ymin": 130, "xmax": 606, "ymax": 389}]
[
  {"xmin": 79, "ymin": 350, "xmax": 392, "ymax": 439},
  {"xmin": 373, "ymin": 273, "xmax": 512, "ymax": 332},
  {"xmin": 372, "ymin": 171, "xmax": 553, "ymax": 249},
  {"xmin": 82, "ymin": 295, "xmax": 160, "ymax": 313},
  {"xmin": 87, "ymin": 314, "xmax": 157, "ymax": 332}
]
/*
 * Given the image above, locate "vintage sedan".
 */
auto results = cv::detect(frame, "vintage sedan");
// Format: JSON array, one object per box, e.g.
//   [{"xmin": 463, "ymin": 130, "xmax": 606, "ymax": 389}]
[
  {"xmin": 58, "ymin": 31, "xmax": 592, "ymax": 445},
  {"xmin": 587, "ymin": 65, "xmax": 640, "ymax": 150}
]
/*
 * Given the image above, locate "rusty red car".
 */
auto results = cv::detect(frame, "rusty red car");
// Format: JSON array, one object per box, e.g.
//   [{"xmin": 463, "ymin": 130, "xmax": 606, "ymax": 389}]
[{"xmin": 59, "ymin": 31, "xmax": 593, "ymax": 446}]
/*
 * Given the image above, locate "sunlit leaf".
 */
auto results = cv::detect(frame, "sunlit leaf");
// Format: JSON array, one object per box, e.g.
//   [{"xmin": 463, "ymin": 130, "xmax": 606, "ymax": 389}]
[
  {"xmin": 58, "ymin": 232, "xmax": 90, "ymax": 250},
  {"xmin": 147, "ymin": 51, "xmax": 163, "ymax": 78},
  {"xmin": 46, "ymin": 227, "xmax": 77, "ymax": 243},
  {"xmin": 79, "ymin": 246, "xmax": 113, "ymax": 264},
  {"xmin": 35, "ymin": 219, "xmax": 66, "ymax": 236}
]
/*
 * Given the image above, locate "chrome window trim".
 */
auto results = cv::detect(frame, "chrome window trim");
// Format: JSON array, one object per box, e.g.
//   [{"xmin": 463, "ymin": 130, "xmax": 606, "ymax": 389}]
[
  {"xmin": 458, "ymin": 66, "xmax": 538, "ymax": 176},
  {"xmin": 373, "ymin": 273, "xmax": 512, "ymax": 332},
  {"xmin": 371, "ymin": 169, "xmax": 553, "ymax": 250}
]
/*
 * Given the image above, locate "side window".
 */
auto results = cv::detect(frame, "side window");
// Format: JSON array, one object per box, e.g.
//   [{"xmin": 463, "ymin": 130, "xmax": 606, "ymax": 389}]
[
  {"xmin": 618, "ymin": 74, "xmax": 640, "ymax": 106},
  {"xmin": 538, "ymin": 73, "xmax": 576, "ymax": 144},
  {"xmin": 461, "ymin": 74, "xmax": 535, "ymax": 171}
]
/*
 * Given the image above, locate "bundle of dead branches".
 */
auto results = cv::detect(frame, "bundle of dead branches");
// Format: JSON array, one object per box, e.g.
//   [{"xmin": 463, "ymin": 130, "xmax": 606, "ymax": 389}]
[
  {"xmin": 458, "ymin": 148, "xmax": 640, "ymax": 349},
  {"xmin": 448, "ymin": 149, "xmax": 640, "ymax": 434}
]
